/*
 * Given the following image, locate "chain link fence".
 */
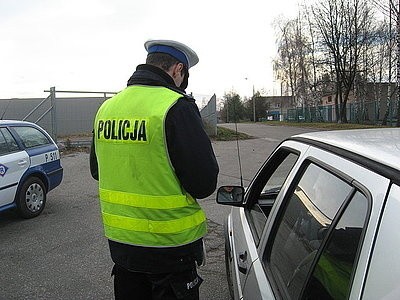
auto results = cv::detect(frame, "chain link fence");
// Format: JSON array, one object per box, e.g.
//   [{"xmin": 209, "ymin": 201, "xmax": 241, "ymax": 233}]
[{"xmin": 286, "ymin": 99, "xmax": 399, "ymax": 126}]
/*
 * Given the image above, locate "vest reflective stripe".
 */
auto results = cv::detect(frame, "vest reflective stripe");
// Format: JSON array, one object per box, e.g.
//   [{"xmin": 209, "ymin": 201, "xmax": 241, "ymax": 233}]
[
  {"xmin": 94, "ymin": 85, "xmax": 207, "ymax": 247},
  {"xmin": 100, "ymin": 201, "xmax": 203, "ymax": 223},
  {"xmin": 104, "ymin": 221, "xmax": 207, "ymax": 247},
  {"xmin": 99, "ymin": 188, "xmax": 196, "ymax": 209},
  {"xmin": 102, "ymin": 210, "xmax": 206, "ymax": 234}
]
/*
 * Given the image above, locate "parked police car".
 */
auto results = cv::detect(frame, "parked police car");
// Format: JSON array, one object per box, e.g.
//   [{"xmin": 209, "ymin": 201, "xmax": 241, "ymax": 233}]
[
  {"xmin": 0, "ymin": 120, "xmax": 63, "ymax": 218},
  {"xmin": 217, "ymin": 128, "xmax": 400, "ymax": 299}
]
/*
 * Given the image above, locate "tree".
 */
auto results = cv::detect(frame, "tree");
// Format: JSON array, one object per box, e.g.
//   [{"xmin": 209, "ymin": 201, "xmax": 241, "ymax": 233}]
[
  {"xmin": 363, "ymin": 19, "xmax": 396, "ymax": 124},
  {"xmin": 273, "ymin": 0, "xmax": 397, "ymax": 125},
  {"xmin": 220, "ymin": 92, "xmax": 246, "ymax": 123},
  {"xmin": 274, "ymin": 17, "xmax": 307, "ymax": 107},
  {"xmin": 312, "ymin": 0, "xmax": 374, "ymax": 123},
  {"xmin": 243, "ymin": 91, "xmax": 271, "ymax": 121},
  {"xmin": 274, "ymin": 11, "xmax": 328, "ymax": 110},
  {"xmin": 370, "ymin": 0, "xmax": 399, "ymax": 126}
]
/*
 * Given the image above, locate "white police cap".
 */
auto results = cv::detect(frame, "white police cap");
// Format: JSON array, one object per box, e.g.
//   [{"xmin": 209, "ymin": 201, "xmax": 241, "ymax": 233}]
[{"xmin": 144, "ymin": 39, "xmax": 199, "ymax": 68}]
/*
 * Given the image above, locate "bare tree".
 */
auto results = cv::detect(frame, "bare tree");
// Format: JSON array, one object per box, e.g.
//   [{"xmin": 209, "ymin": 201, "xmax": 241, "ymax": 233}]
[
  {"xmin": 273, "ymin": 0, "xmax": 396, "ymax": 125},
  {"xmin": 372, "ymin": 0, "xmax": 400, "ymax": 126},
  {"xmin": 274, "ymin": 13, "xmax": 325, "ymax": 109},
  {"xmin": 312, "ymin": 0, "xmax": 374, "ymax": 123},
  {"xmin": 274, "ymin": 18, "xmax": 300, "ymax": 106},
  {"xmin": 303, "ymin": 4, "xmax": 325, "ymax": 106},
  {"xmin": 369, "ymin": 19, "xmax": 397, "ymax": 124}
]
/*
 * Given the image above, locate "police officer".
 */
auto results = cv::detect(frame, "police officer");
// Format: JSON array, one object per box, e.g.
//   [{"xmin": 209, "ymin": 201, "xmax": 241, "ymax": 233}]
[{"xmin": 90, "ymin": 39, "xmax": 219, "ymax": 300}]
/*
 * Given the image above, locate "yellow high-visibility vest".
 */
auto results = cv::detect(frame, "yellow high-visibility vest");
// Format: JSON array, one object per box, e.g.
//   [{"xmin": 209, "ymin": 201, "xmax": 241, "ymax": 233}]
[{"xmin": 94, "ymin": 85, "xmax": 207, "ymax": 247}]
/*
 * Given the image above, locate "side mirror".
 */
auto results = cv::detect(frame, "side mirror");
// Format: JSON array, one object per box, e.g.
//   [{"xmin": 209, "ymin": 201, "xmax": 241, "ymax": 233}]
[{"xmin": 216, "ymin": 186, "xmax": 245, "ymax": 206}]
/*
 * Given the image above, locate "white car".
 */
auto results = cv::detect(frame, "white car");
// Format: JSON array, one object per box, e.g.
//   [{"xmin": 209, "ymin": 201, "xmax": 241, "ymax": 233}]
[
  {"xmin": 217, "ymin": 128, "xmax": 400, "ymax": 300},
  {"xmin": 0, "ymin": 120, "xmax": 63, "ymax": 218}
]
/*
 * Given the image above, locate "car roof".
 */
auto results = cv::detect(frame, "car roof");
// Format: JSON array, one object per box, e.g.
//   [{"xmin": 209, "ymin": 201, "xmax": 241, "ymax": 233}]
[
  {"xmin": 0, "ymin": 120, "xmax": 34, "ymax": 126},
  {"xmin": 292, "ymin": 128, "xmax": 400, "ymax": 171}
]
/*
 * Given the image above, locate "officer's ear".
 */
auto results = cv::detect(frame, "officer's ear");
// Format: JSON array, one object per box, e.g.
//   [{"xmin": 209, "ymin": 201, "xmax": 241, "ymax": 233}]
[
  {"xmin": 172, "ymin": 63, "xmax": 183, "ymax": 77},
  {"xmin": 180, "ymin": 65, "xmax": 189, "ymax": 90}
]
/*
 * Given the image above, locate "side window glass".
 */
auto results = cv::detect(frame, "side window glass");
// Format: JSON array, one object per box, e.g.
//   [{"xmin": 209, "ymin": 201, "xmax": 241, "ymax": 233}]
[
  {"xmin": 262, "ymin": 153, "xmax": 298, "ymax": 195},
  {"xmin": 12, "ymin": 126, "xmax": 50, "ymax": 148},
  {"xmin": 0, "ymin": 130, "xmax": 8, "ymax": 155},
  {"xmin": 248, "ymin": 152, "xmax": 298, "ymax": 242},
  {"xmin": 303, "ymin": 191, "xmax": 368, "ymax": 300},
  {"xmin": 0, "ymin": 128, "xmax": 19, "ymax": 155},
  {"xmin": 266, "ymin": 163, "xmax": 352, "ymax": 299},
  {"xmin": 1, "ymin": 128, "xmax": 19, "ymax": 152}
]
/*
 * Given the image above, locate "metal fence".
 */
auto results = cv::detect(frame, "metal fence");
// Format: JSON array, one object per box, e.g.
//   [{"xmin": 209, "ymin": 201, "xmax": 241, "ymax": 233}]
[
  {"xmin": 200, "ymin": 94, "xmax": 217, "ymax": 136},
  {"xmin": 0, "ymin": 87, "xmax": 117, "ymax": 141},
  {"xmin": 1, "ymin": 88, "xmax": 218, "ymax": 141},
  {"xmin": 286, "ymin": 99, "xmax": 399, "ymax": 126}
]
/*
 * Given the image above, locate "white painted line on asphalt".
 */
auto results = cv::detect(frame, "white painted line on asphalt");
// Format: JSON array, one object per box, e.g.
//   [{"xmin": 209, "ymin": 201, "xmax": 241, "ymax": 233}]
[{"xmin": 261, "ymin": 137, "xmax": 280, "ymax": 142}]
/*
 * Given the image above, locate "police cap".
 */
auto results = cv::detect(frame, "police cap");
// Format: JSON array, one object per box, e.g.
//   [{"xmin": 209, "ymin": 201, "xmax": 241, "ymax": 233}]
[{"xmin": 144, "ymin": 39, "xmax": 199, "ymax": 69}]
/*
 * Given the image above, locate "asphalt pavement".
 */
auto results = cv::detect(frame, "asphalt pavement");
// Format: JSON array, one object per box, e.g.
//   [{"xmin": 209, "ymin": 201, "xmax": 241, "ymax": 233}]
[{"xmin": 0, "ymin": 123, "xmax": 317, "ymax": 300}]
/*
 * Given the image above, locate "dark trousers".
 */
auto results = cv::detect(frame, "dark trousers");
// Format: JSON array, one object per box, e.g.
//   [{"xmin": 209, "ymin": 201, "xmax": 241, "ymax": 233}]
[{"xmin": 112, "ymin": 264, "xmax": 203, "ymax": 300}]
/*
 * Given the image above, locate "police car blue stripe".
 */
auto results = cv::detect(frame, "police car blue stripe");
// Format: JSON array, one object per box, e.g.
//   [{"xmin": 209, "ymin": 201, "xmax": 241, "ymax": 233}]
[
  {"xmin": 25, "ymin": 144, "xmax": 58, "ymax": 156},
  {"xmin": 43, "ymin": 160, "xmax": 62, "ymax": 172}
]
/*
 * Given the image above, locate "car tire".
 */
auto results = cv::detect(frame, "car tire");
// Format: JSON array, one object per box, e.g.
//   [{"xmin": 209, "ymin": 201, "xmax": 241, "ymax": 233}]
[{"xmin": 16, "ymin": 176, "xmax": 46, "ymax": 219}]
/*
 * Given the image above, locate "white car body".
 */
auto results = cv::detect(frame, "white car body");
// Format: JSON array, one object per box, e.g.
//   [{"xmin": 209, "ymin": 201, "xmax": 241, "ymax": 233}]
[
  {"xmin": 0, "ymin": 120, "xmax": 63, "ymax": 218},
  {"xmin": 218, "ymin": 128, "xmax": 400, "ymax": 300},
  {"xmin": 0, "ymin": 151, "xmax": 30, "ymax": 207}
]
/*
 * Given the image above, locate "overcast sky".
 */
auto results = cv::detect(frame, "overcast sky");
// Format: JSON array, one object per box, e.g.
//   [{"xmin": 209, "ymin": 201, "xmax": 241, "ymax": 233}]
[{"xmin": 0, "ymin": 0, "xmax": 300, "ymax": 106}]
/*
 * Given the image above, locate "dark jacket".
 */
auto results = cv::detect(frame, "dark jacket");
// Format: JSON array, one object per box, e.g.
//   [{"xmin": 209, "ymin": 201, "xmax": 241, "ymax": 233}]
[{"xmin": 90, "ymin": 64, "xmax": 219, "ymax": 273}]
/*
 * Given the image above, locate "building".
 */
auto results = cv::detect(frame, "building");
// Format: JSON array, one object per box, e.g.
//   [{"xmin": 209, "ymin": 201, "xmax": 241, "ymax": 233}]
[{"xmin": 259, "ymin": 96, "xmax": 294, "ymax": 121}]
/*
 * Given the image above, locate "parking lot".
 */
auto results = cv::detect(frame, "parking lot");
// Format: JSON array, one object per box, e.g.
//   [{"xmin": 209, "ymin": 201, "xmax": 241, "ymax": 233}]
[{"xmin": 0, "ymin": 124, "xmax": 315, "ymax": 299}]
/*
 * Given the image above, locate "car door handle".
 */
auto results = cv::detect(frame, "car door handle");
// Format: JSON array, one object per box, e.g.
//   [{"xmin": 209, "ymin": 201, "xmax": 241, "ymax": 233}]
[
  {"xmin": 18, "ymin": 160, "xmax": 28, "ymax": 166},
  {"xmin": 238, "ymin": 251, "xmax": 248, "ymax": 274}
]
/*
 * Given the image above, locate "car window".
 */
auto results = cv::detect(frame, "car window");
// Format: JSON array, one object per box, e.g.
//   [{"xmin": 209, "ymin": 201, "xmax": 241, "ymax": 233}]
[
  {"xmin": 12, "ymin": 126, "xmax": 51, "ymax": 148},
  {"xmin": 303, "ymin": 191, "xmax": 368, "ymax": 300},
  {"xmin": 0, "ymin": 128, "xmax": 20, "ymax": 155},
  {"xmin": 261, "ymin": 153, "xmax": 298, "ymax": 195},
  {"xmin": 266, "ymin": 163, "xmax": 354, "ymax": 299},
  {"xmin": 247, "ymin": 150, "xmax": 299, "ymax": 243},
  {"xmin": 0, "ymin": 130, "xmax": 8, "ymax": 155}
]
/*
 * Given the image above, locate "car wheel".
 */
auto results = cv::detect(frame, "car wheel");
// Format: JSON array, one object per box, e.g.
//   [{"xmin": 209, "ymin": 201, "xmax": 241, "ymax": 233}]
[{"xmin": 16, "ymin": 177, "xmax": 46, "ymax": 219}]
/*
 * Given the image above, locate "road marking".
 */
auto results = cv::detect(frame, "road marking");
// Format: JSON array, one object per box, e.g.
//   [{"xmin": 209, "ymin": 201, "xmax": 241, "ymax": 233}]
[{"xmin": 261, "ymin": 137, "xmax": 280, "ymax": 142}]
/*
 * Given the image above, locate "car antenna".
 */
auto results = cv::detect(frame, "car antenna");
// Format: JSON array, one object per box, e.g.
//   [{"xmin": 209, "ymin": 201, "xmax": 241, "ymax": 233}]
[{"xmin": 232, "ymin": 98, "xmax": 244, "ymax": 187}]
